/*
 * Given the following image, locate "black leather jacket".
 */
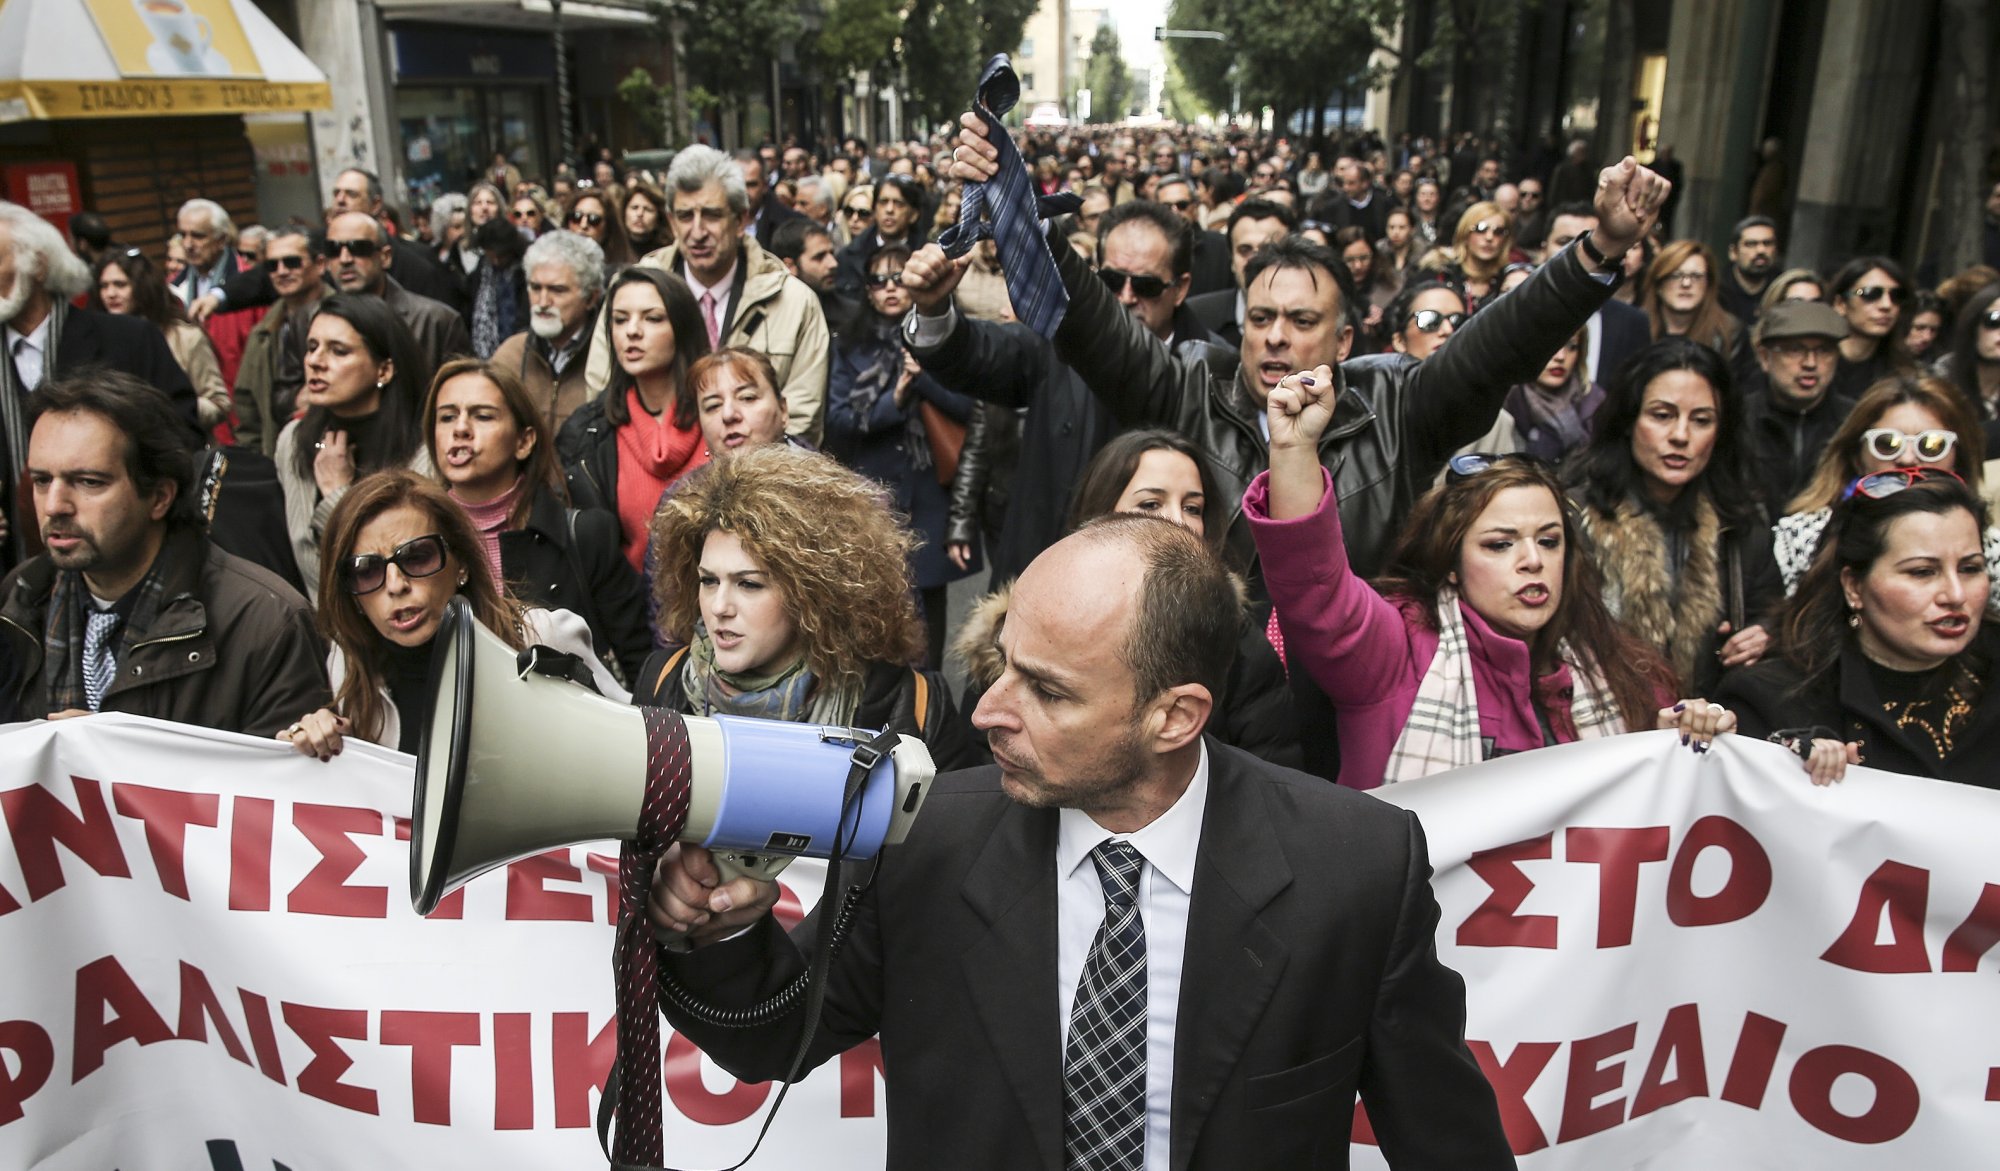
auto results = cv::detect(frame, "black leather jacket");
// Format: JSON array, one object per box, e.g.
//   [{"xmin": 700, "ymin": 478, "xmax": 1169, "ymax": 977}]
[{"xmin": 1039, "ymin": 234, "xmax": 1618, "ymax": 581}]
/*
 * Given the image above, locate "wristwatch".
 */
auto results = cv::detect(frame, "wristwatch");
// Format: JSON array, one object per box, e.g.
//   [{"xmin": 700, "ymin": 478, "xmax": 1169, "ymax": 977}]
[{"xmin": 1576, "ymin": 232, "xmax": 1619, "ymax": 275}]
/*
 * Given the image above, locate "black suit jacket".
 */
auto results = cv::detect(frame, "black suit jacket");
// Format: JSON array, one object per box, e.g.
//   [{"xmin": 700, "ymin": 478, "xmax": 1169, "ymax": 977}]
[
  {"xmin": 1186, "ymin": 287, "xmax": 1241, "ymax": 350},
  {"xmin": 663, "ymin": 741, "xmax": 1512, "ymax": 1169},
  {"xmin": 750, "ymin": 201, "xmax": 807, "ymax": 252},
  {"xmin": 1595, "ymin": 298, "xmax": 1650, "ymax": 389},
  {"xmin": 1188, "ymin": 230, "xmax": 1234, "ymax": 297}
]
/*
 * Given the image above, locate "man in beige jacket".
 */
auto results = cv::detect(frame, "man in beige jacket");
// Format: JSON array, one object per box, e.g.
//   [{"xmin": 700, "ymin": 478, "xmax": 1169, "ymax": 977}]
[{"xmin": 581, "ymin": 145, "xmax": 828, "ymax": 445}]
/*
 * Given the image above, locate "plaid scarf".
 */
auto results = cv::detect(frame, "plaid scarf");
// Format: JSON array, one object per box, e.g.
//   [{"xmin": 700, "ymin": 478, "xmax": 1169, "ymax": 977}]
[
  {"xmin": 681, "ymin": 622, "xmax": 862, "ymax": 727},
  {"xmin": 1381, "ymin": 586, "xmax": 1622, "ymax": 784},
  {"xmin": 43, "ymin": 549, "xmax": 175, "ymax": 715}
]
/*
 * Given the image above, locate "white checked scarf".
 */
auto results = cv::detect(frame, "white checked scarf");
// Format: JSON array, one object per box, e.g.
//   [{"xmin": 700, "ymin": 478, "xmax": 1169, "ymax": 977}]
[{"xmin": 1382, "ymin": 586, "xmax": 1623, "ymax": 784}]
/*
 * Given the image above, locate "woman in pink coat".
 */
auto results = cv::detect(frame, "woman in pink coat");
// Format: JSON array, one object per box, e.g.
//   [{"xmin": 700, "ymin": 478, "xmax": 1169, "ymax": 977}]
[{"xmin": 1245, "ymin": 363, "xmax": 1735, "ymax": 789}]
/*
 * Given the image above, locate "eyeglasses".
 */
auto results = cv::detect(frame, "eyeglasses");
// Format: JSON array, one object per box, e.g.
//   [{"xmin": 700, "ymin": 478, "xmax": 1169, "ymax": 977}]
[
  {"xmin": 1160, "ymin": 198, "xmax": 1193, "ymax": 212},
  {"xmin": 510, "ymin": 209, "xmax": 540, "ymax": 223},
  {"xmin": 264, "ymin": 255, "xmax": 309, "ymax": 272},
  {"xmin": 1469, "ymin": 220, "xmax": 1508, "ymax": 236},
  {"xmin": 1841, "ymin": 466, "xmax": 1964, "ymax": 502},
  {"xmin": 843, "ymin": 205, "xmax": 872, "ymax": 219},
  {"xmin": 864, "ymin": 270, "xmax": 905, "ymax": 289},
  {"xmin": 1862, "ymin": 428, "xmax": 1957, "ymax": 464},
  {"xmin": 325, "ymin": 238, "xmax": 380, "ymax": 259},
  {"xmin": 342, "ymin": 533, "xmax": 448, "ymax": 596},
  {"xmin": 1664, "ymin": 268, "xmax": 1709, "ymax": 286},
  {"xmin": 1098, "ymin": 268, "xmax": 1169, "ymax": 299},
  {"xmin": 1405, "ymin": 308, "xmax": 1466, "ymax": 334},
  {"xmin": 1846, "ymin": 285, "xmax": 1908, "ymax": 306},
  {"xmin": 1980, "ymin": 308, "xmax": 2000, "ymax": 330},
  {"xmin": 1445, "ymin": 451, "xmax": 1551, "ymax": 484},
  {"xmin": 568, "ymin": 211, "xmax": 604, "ymax": 227}
]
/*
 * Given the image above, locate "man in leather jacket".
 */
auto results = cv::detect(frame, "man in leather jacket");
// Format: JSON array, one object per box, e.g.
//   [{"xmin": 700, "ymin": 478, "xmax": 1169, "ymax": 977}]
[{"xmin": 910, "ymin": 118, "xmax": 1672, "ymax": 582}]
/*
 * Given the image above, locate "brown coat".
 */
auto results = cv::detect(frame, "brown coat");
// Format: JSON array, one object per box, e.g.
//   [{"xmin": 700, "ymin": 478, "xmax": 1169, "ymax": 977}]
[
  {"xmin": 491, "ymin": 329, "xmax": 593, "ymax": 438},
  {"xmin": 0, "ymin": 526, "xmax": 329, "ymax": 735}
]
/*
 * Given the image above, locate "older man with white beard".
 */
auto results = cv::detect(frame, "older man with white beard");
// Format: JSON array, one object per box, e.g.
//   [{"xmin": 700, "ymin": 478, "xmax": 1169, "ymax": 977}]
[
  {"xmin": 490, "ymin": 230, "xmax": 605, "ymax": 436},
  {"xmin": 1, "ymin": 201, "xmax": 198, "ymax": 572}
]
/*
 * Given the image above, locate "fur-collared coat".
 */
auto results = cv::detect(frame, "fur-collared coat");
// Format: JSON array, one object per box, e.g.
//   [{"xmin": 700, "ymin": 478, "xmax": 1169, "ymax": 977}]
[
  {"xmin": 952, "ymin": 581, "xmax": 1303, "ymax": 772},
  {"xmin": 1578, "ymin": 492, "xmax": 1783, "ymax": 696}
]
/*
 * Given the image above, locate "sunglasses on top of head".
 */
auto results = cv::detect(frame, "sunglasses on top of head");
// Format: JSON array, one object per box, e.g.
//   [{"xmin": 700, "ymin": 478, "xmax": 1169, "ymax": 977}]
[
  {"xmin": 1444, "ymin": 450, "xmax": 1553, "ymax": 484},
  {"xmin": 1841, "ymin": 466, "xmax": 1964, "ymax": 502}
]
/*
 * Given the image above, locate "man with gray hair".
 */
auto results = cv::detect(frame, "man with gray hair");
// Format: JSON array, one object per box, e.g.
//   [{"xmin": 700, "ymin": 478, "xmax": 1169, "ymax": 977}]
[
  {"xmin": 174, "ymin": 196, "xmax": 266, "ymax": 388},
  {"xmin": 583, "ymin": 144, "xmax": 829, "ymax": 444},
  {"xmin": 0, "ymin": 202, "xmax": 197, "ymax": 571},
  {"xmin": 493, "ymin": 229, "xmax": 605, "ymax": 433}
]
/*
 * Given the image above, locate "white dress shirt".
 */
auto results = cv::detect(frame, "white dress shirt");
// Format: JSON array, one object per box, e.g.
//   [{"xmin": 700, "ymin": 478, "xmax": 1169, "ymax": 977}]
[
  {"xmin": 5, "ymin": 315, "xmax": 52, "ymax": 392},
  {"xmin": 1056, "ymin": 742, "xmax": 1210, "ymax": 1171}
]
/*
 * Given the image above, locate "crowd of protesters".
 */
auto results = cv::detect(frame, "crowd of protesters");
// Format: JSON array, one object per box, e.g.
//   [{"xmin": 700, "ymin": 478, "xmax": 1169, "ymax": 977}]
[{"xmin": 4, "ymin": 110, "xmax": 2000, "ymax": 795}]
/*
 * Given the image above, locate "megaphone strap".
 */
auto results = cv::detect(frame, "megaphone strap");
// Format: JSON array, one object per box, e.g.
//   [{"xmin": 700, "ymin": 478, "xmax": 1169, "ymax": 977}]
[
  {"xmin": 609, "ymin": 707, "xmax": 696, "ymax": 1169},
  {"xmin": 604, "ymin": 726, "xmax": 903, "ymax": 1171}
]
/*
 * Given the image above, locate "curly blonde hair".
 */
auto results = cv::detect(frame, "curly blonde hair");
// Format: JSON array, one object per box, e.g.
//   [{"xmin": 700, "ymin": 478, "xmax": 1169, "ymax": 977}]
[{"xmin": 650, "ymin": 445, "xmax": 925, "ymax": 689}]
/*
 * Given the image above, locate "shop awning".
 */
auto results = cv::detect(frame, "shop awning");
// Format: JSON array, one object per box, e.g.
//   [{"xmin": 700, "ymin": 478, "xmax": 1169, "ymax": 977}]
[{"xmin": 0, "ymin": 0, "xmax": 330, "ymax": 123}]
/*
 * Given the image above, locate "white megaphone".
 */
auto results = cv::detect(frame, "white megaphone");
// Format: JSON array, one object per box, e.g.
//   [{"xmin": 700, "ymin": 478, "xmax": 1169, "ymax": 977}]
[{"xmin": 409, "ymin": 597, "xmax": 935, "ymax": 914}]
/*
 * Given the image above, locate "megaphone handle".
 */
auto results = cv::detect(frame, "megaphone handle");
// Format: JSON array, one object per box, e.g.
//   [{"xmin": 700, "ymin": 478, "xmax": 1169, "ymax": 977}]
[{"xmin": 714, "ymin": 850, "xmax": 794, "ymax": 884}]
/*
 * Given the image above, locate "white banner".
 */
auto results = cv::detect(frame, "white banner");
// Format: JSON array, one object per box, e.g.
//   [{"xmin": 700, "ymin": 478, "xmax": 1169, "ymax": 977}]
[
  {"xmin": 1357, "ymin": 731, "xmax": 2000, "ymax": 1168},
  {"xmin": 3, "ymin": 719, "xmax": 1997, "ymax": 1168},
  {"xmin": 0, "ymin": 714, "xmax": 887, "ymax": 1170}
]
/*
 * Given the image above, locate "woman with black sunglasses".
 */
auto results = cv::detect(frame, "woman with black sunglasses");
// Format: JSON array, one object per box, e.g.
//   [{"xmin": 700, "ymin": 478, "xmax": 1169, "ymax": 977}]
[
  {"xmin": 1245, "ymin": 364, "xmax": 1726, "ymax": 789},
  {"xmin": 1938, "ymin": 282, "xmax": 2000, "ymax": 420},
  {"xmin": 562, "ymin": 189, "xmax": 634, "ymax": 268},
  {"xmin": 826, "ymin": 244, "xmax": 978, "ymax": 666},
  {"xmin": 1827, "ymin": 256, "xmax": 1915, "ymax": 402},
  {"xmin": 278, "ymin": 470, "xmax": 623, "ymax": 759},
  {"xmin": 1718, "ymin": 469, "xmax": 1999, "ymax": 786},
  {"xmin": 1569, "ymin": 338, "xmax": 1784, "ymax": 696}
]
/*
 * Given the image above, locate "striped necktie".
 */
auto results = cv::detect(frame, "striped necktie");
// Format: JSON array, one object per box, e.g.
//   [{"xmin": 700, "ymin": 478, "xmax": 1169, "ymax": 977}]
[
  {"xmin": 1063, "ymin": 840, "xmax": 1148, "ymax": 1170},
  {"xmin": 936, "ymin": 55, "xmax": 1081, "ymax": 339}
]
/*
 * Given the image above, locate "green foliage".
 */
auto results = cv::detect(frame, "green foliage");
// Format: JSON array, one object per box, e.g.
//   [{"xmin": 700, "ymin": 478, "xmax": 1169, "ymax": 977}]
[
  {"xmin": 1163, "ymin": 0, "xmax": 1396, "ymax": 115},
  {"xmin": 1161, "ymin": 56, "xmax": 1213, "ymax": 123},
  {"xmin": 1084, "ymin": 23, "xmax": 1129, "ymax": 122},
  {"xmin": 817, "ymin": 0, "xmax": 904, "ymax": 78},
  {"xmin": 617, "ymin": 68, "xmax": 670, "ymax": 142},
  {"xmin": 681, "ymin": 0, "xmax": 803, "ymax": 100}
]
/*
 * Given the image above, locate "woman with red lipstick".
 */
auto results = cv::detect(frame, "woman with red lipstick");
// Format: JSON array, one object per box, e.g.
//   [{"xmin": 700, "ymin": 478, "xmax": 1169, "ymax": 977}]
[
  {"xmin": 1719, "ymin": 470, "xmax": 1999, "ymax": 787},
  {"xmin": 278, "ymin": 471, "xmax": 623, "ymax": 759},
  {"xmin": 1569, "ymin": 338, "xmax": 1783, "ymax": 696},
  {"xmin": 555, "ymin": 267, "xmax": 713, "ymax": 575},
  {"xmin": 633, "ymin": 445, "xmax": 981, "ymax": 769},
  {"xmin": 1246, "ymin": 364, "xmax": 1730, "ymax": 789},
  {"xmin": 424, "ymin": 358, "xmax": 651, "ymax": 683}
]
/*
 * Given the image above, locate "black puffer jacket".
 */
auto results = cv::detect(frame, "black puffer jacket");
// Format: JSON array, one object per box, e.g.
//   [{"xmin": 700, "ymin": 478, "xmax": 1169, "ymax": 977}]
[
  {"xmin": 633, "ymin": 651, "xmax": 987, "ymax": 773},
  {"xmin": 499, "ymin": 485, "xmax": 653, "ymax": 683},
  {"xmin": 1030, "ymin": 234, "xmax": 1618, "ymax": 581}
]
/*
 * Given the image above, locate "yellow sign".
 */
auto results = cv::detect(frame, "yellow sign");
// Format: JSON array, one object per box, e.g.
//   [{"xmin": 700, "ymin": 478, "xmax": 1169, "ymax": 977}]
[
  {"xmin": 83, "ymin": 0, "xmax": 260, "ymax": 79},
  {"xmin": 0, "ymin": 78, "xmax": 330, "ymax": 121}
]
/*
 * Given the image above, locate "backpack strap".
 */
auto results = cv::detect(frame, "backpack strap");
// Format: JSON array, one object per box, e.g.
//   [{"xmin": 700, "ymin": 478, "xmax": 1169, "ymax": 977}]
[
  {"xmin": 910, "ymin": 669, "xmax": 931, "ymax": 735},
  {"xmin": 650, "ymin": 646, "xmax": 690, "ymax": 704}
]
